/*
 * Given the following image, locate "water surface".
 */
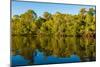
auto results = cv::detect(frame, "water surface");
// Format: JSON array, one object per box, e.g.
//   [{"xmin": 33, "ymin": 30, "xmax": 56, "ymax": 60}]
[{"xmin": 11, "ymin": 36, "xmax": 96, "ymax": 66}]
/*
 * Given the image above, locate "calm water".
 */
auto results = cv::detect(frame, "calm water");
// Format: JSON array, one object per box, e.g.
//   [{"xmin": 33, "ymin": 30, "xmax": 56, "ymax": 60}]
[{"xmin": 11, "ymin": 36, "xmax": 96, "ymax": 66}]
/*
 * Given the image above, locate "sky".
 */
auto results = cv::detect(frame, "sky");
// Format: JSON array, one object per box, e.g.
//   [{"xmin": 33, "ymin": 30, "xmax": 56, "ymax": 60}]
[{"xmin": 12, "ymin": 1, "xmax": 95, "ymax": 17}]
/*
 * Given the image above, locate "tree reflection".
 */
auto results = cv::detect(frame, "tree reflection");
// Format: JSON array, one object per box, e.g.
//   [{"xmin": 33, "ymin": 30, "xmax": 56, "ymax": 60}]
[{"xmin": 11, "ymin": 36, "xmax": 96, "ymax": 64}]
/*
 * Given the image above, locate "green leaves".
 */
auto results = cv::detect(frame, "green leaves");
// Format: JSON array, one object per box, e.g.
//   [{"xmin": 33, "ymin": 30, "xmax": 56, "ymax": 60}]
[{"xmin": 11, "ymin": 8, "xmax": 96, "ymax": 38}]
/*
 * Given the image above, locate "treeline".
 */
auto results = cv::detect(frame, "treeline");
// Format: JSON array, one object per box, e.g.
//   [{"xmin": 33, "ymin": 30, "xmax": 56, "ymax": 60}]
[{"xmin": 11, "ymin": 8, "xmax": 96, "ymax": 38}]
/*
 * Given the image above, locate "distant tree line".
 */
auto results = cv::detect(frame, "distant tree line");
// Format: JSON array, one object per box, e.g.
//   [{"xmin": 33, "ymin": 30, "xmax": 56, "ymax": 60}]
[{"xmin": 11, "ymin": 8, "xmax": 96, "ymax": 38}]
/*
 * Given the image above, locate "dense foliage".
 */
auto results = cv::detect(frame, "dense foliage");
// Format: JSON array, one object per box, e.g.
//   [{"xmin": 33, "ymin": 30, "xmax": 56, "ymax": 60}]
[{"xmin": 11, "ymin": 8, "xmax": 96, "ymax": 38}]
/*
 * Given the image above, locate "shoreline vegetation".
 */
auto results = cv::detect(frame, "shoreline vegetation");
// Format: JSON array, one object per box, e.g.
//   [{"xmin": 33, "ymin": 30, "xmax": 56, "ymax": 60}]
[{"xmin": 11, "ymin": 8, "xmax": 96, "ymax": 38}]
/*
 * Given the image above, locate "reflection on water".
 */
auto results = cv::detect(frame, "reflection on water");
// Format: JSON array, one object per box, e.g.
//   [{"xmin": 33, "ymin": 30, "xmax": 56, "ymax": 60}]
[{"xmin": 11, "ymin": 36, "xmax": 96, "ymax": 66}]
